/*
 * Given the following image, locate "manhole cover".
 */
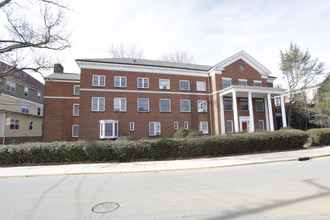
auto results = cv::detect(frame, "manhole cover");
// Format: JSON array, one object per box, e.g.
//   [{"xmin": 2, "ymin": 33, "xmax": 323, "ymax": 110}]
[{"xmin": 91, "ymin": 202, "xmax": 120, "ymax": 214}]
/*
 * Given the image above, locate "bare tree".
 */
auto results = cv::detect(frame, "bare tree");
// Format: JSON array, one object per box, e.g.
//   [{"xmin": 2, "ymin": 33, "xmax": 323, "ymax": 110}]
[
  {"xmin": 0, "ymin": 0, "xmax": 71, "ymax": 80},
  {"xmin": 108, "ymin": 43, "xmax": 144, "ymax": 59},
  {"xmin": 160, "ymin": 50, "xmax": 194, "ymax": 64}
]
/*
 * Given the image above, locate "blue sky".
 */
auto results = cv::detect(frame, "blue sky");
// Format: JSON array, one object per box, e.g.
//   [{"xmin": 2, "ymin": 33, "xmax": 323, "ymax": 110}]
[{"xmin": 54, "ymin": 0, "xmax": 330, "ymax": 85}]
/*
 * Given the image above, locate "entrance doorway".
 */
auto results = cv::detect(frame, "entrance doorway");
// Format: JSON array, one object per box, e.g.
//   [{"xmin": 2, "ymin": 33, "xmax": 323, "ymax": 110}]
[{"xmin": 239, "ymin": 116, "xmax": 250, "ymax": 132}]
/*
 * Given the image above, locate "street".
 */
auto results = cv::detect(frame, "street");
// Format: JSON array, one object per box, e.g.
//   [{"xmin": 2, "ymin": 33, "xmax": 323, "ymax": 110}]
[{"xmin": 0, "ymin": 157, "xmax": 329, "ymax": 220}]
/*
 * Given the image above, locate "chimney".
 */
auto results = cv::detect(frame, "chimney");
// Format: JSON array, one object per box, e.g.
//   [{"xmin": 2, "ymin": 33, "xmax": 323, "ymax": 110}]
[{"xmin": 54, "ymin": 63, "xmax": 64, "ymax": 73}]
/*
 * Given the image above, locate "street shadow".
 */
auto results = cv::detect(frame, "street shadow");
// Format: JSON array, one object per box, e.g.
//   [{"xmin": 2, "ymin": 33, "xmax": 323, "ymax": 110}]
[{"xmin": 209, "ymin": 179, "xmax": 330, "ymax": 220}]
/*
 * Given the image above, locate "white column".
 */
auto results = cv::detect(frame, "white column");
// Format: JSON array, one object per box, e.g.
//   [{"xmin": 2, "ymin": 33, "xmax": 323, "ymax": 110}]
[
  {"xmin": 232, "ymin": 91, "xmax": 239, "ymax": 132},
  {"xmin": 267, "ymin": 93, "xmax": 274, "ymax": 131},
  {"xmin": 280, "ymin": 94, "xmax": 287, "ymax": 127},
  {"xmin": 264, "ymin": 97, "xmax": 270, "ymax": 131},
  {"xmin": 248, "ymin": 92, "xmax": 255, "ymax": 132},
  {"xmin": 220, "ymin": 95, "xmax": 225, "ymax": 135}
]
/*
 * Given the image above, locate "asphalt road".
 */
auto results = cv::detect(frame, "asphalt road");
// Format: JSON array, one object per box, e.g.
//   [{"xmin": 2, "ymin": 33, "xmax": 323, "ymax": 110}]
[{"xmin": 0, "ymin": 158, "xmax": 330, "ymax": 220}]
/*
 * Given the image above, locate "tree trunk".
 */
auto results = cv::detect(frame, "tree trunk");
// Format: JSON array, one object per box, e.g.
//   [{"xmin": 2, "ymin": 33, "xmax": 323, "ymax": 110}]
[{"xmin": 288, "ymin": 101, "xmax": 292, "ymax": 127}]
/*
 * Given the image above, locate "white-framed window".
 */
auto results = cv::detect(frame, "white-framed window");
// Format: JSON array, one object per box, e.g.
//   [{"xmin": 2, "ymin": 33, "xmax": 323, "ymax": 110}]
[
  {"xmin": 72, "ymin": 125, "xmax": 79, "ymax": 137},
  {"xmin": 130, "ymin": 122, "xmax": 135, "ymax": 132},
  {"xmin": 196, "ymin": 81, "xmax": 206, "ymax": 91},
  {"xmin": 74, "ymin": 85, "xmax": 80, "ymax": 95},
  {"xmin": 224, "ymin": 99, "xmax": 233, "ymax": 111},
  {"xmin": 160, "ymin": 99, "xmax": 171, "ymax": 112},
  {"xmin": 114, "ymin": 98, "xmax": 126, "ymax": 112},
  {"xmin": 29, "ymin": 121, "xmax": 33, "ymax": 130},
  {"xmin": 222, "ymin": 78, "xmax": 232, "ymax": 89},
  {"xmin": 238, "ymin": 79, "xmax": 247, "ymax": 86},
  {"xmin": 174, "ymin": 122, "xmax": 178, "ymax": 130},
  {"xmin": 5, "ymin": 80, "xmax": 16, "ymax": 92},
  {"xmin": 137, "ymin": 98, "xmax": 149, "ymax": 112},
  {"xmin": 149, "ymin": 122, "xmax": 161, "ymax": 136},
  {"xmin": 180, "ymin": 80, "xmax": 190, "ymax": 91},
  {"xmin": 92, "ymin": 75, "xmax": 105, "ymax": 87},
  {"xmin": 10, "ymin": 138, "xmax": 19, "ymax": 145},
  {"xmin": 73, "ymin": 104, "xmax": 80, "ymax": 116},
  {"xmin": 256, "ymin": 100, "xmax": 264, "ymax": 112},
  {"xmin": 37, "ymin": 107, "xmax": 41, "ymax": 116},
  {"xmin": 197, "ymin": 100, "xmax": 207, "ymax": 112},
  {"xmin": 184, "ymin": 121, "xmax": 189, "ymax": 130},
  {"xmin": 114, "ymin": 76, "xmax": 127, "ymax": 88},
  {"xmin": 180, "ymin": 99, "xmax": 191, "ymax": 112},
  {"xmin": 254, "ymin": 80, "xmax": 262, "ymax": 87},
  {"xmin": 240, "ymin": 99, "xmax": 248, "ymax": 111},
  {"xmin": 92, "ymin": 97, "xmax": 105, "ymax": 111},
  {"xmin": 137, "ymin": 77, "xmax": 149, "ymax": 88},
  {"xmin": 226, "ymin": 120, "xmax": 233, "ymax": 133},
  {"xmin": 37, "ymin": 91, "xmax": 41, "ymax": 100},
  {"xmin": 159, "ymin": 79, "xmax": 170, "ymax": 90},
  {"xmin": 24, "ymin": 87, "xmax": 29, "ymax": 96},
  {"xmin": 274, "ymin": 96, "xmax": 281, "ymax": 106},
  {"xmin": 22, "ymin": 104, "xmax": 29, "ymax": 113},
  {"xmin": 10, "ymin": 119, "xmax": 19, "ymax": 130},
  {"xmin": 100, "ymin": 120, "xmax": 119, "ymax": 139},
  {"xmin": 258, "ymin": 120, "xmax": 264, "ymax": 131},
  {"xmin": 199, "ymin": 121, "xmax": 208, "ymax": 134}
]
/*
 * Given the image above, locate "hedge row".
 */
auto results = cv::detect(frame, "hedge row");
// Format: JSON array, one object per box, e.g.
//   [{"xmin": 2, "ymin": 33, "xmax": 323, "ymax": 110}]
[
  {"xmin": 0, "ymin": 130, "xmax": 309, "ymax": 166},
  {"xmin": 307, "ymin": 128, "xmax": 330, "ymax": 146}
]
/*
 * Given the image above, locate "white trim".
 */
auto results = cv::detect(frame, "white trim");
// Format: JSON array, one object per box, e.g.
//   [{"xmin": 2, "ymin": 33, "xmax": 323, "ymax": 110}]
[
  {"xmin": 256, "ymin": 99, "xmax": 264, "ymax": 112},
  {"xmin": 196, "ymin": 81, "xmax": 206, "ymax": 91},
  {"xmin": 248, "ymin": 92, "xmax": 255, "ymax": 133},
  {"xmin": 159, "ymin": 99, "xmax": 171, "ymax": 112},
  {"xmin": 73, "ymin": 85, "xmax": 80, "ymax": 95},
  {"xmin": 137, "ymin": 77, "xmax": 149, "ymax": 89},
  {"xmin": 99, "ymin": 120, "xmax": 119, "ymax": 139},
  {"xmin": 220, "ymin": 95, "xmax": 225, "ymax": 135},
  {"xmin": 179, "ymin": 80, "xmax": 190, "ymax": 91},
  {"xmin": 80, "ymin": 88, "xmax": 208, "ymax": 96},
  {"xmin": 258, "ymin": 120, "xmax": 264, "ymax": 131},
  {"xmin": 226, "ymin": 120, "xmax": 233, "ymax": 133},
  {"xmin": 214, "ymin": 85, "xmax": 285, "ymax": 96},
  {"xmin": 72, "ymin": 125, "xmax": 79, "ymax": 138},
  {"xmin": 232, "ymin": 91, "xmax": 239, "ymax": 132},
  {"xmin": 92, "ymin": 75, "xmax": 106, "ymax": 87},
  {"xmin": 253, "ymin": 80, "xmax": 262, "ymax": 87},
  {"xmin": 76, "ymin": 61, "xmax": 209, "ymax": 77},
  {"xmin": 267, "ymin": 93, "xmax": 274, "ymax": 131},
  {"xmin": 114, "ymin": 76, "xmax": 127, "ymax": 88},
  {"xmin": 174, "ymin": 121, "xmax": 178, "ymax": 130},
  {"xmin": 45, "ymin": 79, "xmax": 80, "ymax": 83},
  {"xmin": 114, "ymin": 97, "xmax": 127, "ymax": 112},
  {"xmin": 73, "ymin": 104, "xmax": 79, "ymax": 116},
  {"xmin": 180, "ymin": 99, "xmax": 191, "ymax": 112},
  {"xmin": 264, "ymin": 97, "xmax": 270, "ymax": 131},
  {"xmin": 239, "ymin": 116, "xmax": 250, "ymax": 132},
  {"xmin": 197, "ymin": 100, "xmax": 207, "ymax": 113},
  {"xmin": 199, "ymin": 121, "xmax": 209, "ymax": 134},
  {"xmin": 44, "ymin": 96, "xmax": 80, "ymax": 100},
  {"xmin": 137, "ymin": 98, "xmax": 149, "ymax": 112},
  {"xmin": 149, "ymin": 122, "xmax": 161, "ymax": 136},
  {"xmin": 1, "ymin": 93, "xmax": 44, "ymax": 106},
  {"xmin": 130, "ymin": 122, "xmax": 135, "ymax": 132},
  {"xmin": 184, "ymin": 121, "xmax": 189, "ymax": 130},
  {"xmin": 91, "ymin": 97, "xmax": 105, "ymax": 112},
  {"xmin": 159, "ymin": 79, "xmax": 170, "ymax": 90}
]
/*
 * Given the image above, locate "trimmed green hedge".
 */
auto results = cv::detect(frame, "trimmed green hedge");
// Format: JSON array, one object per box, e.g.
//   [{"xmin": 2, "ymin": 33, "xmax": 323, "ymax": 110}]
[
  {"xmin": 307, "ymin": 128, "xmax": 330, "ymax": 146},
  {"xmin": 0, "ymin": 130, "xmax": 309, "ymax": 166}
]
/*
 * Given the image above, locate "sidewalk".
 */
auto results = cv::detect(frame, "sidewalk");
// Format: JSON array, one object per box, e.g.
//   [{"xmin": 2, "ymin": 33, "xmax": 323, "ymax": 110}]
[{"xmin": 1, "ymin": 146, "xmax": 330, "ymax": 178}]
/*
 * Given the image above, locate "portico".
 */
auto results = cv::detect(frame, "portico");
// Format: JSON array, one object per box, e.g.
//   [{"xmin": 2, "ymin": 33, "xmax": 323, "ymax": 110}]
[{"xmin": 219, "ymin": 85, "xmax": 287, "ymax": 134}]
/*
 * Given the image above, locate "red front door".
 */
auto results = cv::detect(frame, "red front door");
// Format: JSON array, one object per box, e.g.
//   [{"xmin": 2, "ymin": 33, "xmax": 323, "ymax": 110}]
[{"xmin": 242, "ymin": 122, "xmax": 248, "ymax": 131}]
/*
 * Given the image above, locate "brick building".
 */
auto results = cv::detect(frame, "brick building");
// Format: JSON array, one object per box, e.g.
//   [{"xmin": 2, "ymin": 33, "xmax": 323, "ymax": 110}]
[{"xmin": 43, "ymin": 51, "xmax": 287, "ymax": 142}]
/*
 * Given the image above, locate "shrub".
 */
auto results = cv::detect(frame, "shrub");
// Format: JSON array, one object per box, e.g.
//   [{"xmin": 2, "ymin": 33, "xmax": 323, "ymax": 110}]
[
  {"xmin": 116, "ymin": 136, "xmax": 134, "ymax": 141},
  {"xmin": 307, "ymin": 128, "xmax": 330, "ymax": 146},
  {"xmin": 186, "ymin": 129, "xmax": 203, "ymax": 138},
  {"xmin": 279, "ymin": 126, "xmax": 296, "ymax": 130},
  {"xmin": 173, "ymin": 128, "xmax": 188, "ymax": 138}
]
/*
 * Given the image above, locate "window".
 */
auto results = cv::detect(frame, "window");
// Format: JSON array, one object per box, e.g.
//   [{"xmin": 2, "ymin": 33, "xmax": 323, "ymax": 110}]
[
  {"xmin": 238, "ymin": 79, "xmax": 247, "ymax": 86},
  {"xmin": 114, "ymin": 98, "xmax": 126, "ymax": 112},
  {"xmin": 239, "ymin": 65, "xmax": 244, "ymax": 71},
  {"xmin": 10, "ymin": 138, "xmax": 19, "ymax": 145},
  {"xmin": 160, "ymin": 99, "xmax": 171, "ymax": 112},
  {"xmin": 37, "ymin": 92, "xmax": 41, "ymax": 100},
  {"xmin": 149, "ymin": 122, "xmax": 161, "ymax": 136},
  {"xmin": 196, "ymin": 81, "xmax": 206, "ymax": 91},
  {"xmin": 130, "ymin": 122, "xmax": 135, "ymax": 132},
  {"xmin": 197, "ymin": 100, "xmax": 207, "ymax": 112},
  {"xmin": 92, "ymin": 97, "xmax": 105, "ymax": 111},
  {"xmin": 37, "ymin": 107, "xmax": 41, "ymax": 116},
  {"xmin": 180, "ymin": 80, "xmax": 190, "ymax": 90},
  {"xmin": 224, "ymin": 99, "xmax": 233, "ymax": 111},
  {"xmin": 184, "ymin": 121, "xmax": 189, "ymax": 130},
  {"xmin": 180, "ymin": 100, "xmax": 191, "ymax": 112},
  {"xmin": 137, "ymin": 98, "xmax": 149, "ymax": 112},
  {"xmin": 100, "ymin": 120, "xmax": 118, "ymax": 139},
  {"xmin": 274, "ymin": 96, "xmax": 281, "ymax": 106},
  {"xmin": 24, "ymin": 87, "xmax": 29, "ymax": 96},
  {"xmin": 137, "ymin": 77, "xmax": 149, "ymax": 88},
  {"xmin": 10, "ymin": 119, "xmax": 19, "ymax": 130},
  {"xmin": 22, "ymin": 104, "xmax": 29, "ymax": 113},
  {"xmin": 199, "ymin": 121, "xmax": 208, "ymax": 134},
  {"xmin": 73, "ymin": 104, "xmax": 80, "ymax": 116},
  {"xmin": 258, "ymin": 120, "xmax": 264, "ymax": 131},
  {"xmin": 222, "ymin": 78, "xmax": 231, "ymax": 89},
  {"xmin": 174, "ymin": 122, "xmax": 178, "ymax": 130},
  {"xmin": 72, "ymin": 125, "xmax": 79, "ymax": 137},
  {"xmin": 256, "ymin": 100, "xmax": 264, "ymax": 112},
  {"xmin": 227, "ymin": 120, "xmax": 233, "ymax": 133},
  {"xmin": 254, "ymin": 80, "xmax": 262, "ymax": 87},
  {"xmin": 74, "ymin": 85, "xmax": 80, "ymax": 95},
  {"xmin": 29, "ymin": 121, "xmax": 33, "ymax": 130},
  {"xmin": 114, "ymin": 76, "xmax": 127, "ymax": 88},
  {"xmin": 240, "ymin": 99, "xmax": 248, "ymax": 111},
  {"xmin": 92, "ymin": 75, "xmax": 105, "ymax": 86},
  {"xmin": 159, "ymin": 79, "xmax": 170, "ymax": 90},
  {"xmin": 5, "ymin": 80, "xmax": 16, "ymax": 92}
]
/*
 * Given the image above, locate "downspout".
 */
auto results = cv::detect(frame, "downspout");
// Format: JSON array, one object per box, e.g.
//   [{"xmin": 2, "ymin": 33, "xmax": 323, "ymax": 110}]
[
  {"xmin": 208, "ymin": 72, "xmax": 213, "ymax": 135},
  {"xmin": 2, "ymin": 113, "xmax": 5, "ymax": 145}
]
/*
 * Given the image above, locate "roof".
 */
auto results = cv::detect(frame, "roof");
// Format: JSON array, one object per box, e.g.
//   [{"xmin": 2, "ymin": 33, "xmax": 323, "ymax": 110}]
[
  {"xmin": 45, "ymin": 72, "xmax": 80, "ymax": 81},
  {"xmin": 0, "ymin": 61, "xmax": 45, "ymax": 91},
  {"xmin": 75, "ymin": 58, "xmax": 212, "ymax": 71}
]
